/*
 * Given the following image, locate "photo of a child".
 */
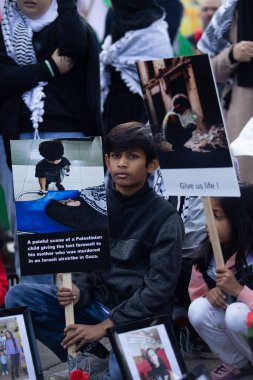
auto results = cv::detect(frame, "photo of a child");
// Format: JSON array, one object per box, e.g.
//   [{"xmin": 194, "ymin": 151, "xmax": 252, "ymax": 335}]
[
  {"xmin": 0, "ymin": 349, "xmax": 8, "ymax": 376},
  {"xmin": 0, "ymin": 319, "xmax": 28, "ymax": 380},
  {"xmin": 35, "ymin": 140, "xmax": 71, "ymax": 195}
]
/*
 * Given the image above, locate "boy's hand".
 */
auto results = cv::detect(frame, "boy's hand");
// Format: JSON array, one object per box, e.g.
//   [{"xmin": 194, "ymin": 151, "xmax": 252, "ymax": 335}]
[
  {"xmin": 216, "ymin": 267, "xmax": 243, "ymax": 298},
  {"xmin": 57, "ymin": 283, "xmax": 80, "ymax": 306},
  {"xmin": 206, "ymin": 287, "xmax": 228, "ymax": 309},
  {"xmin": 62, "ymin": 319, "xmax": 113, "ymax": 351}
]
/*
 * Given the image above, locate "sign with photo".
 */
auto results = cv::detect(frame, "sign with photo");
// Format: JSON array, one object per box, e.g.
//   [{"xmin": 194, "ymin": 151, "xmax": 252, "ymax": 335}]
[
  {"xmin": 11, "ymin": 137, "xmax": 110, "ymax": 275},
  {"xmin": 108, "ymin": 315, "xmax": 187, "ymax": 380},
  {"xmin": 0, "ymin": 307, "xmax": 44, "ymax": 380},
  {"xmin": 136, "ymin": 55, "xmax": 240, "ymax": 196}
]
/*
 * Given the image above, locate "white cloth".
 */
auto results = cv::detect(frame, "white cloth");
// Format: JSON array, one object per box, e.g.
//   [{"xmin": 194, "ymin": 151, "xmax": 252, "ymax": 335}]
[
  {"xmin": 197, "ymin": 0, "xmax": 238, "ymax": 57},
  {"xmin": 25, "ymin": 0, "xmax": 58, "ymax": 32},
  {"xmin": 100, "ymin": 16, "xmax": 173, "ymax": 111},
  {"xmin": 189, "ymin": 297, "xmax": 252, "ymax": 368}
]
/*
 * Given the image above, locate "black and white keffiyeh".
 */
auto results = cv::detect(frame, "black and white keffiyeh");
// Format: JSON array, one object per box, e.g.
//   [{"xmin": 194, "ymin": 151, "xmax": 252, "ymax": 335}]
[
  {"xmin": 100, "ymin": 16, "xmax": 173, "ymax": 111},
  {"xmin": 197, "ymin": 0, "xmax": 238, "ymax": 57},
  {"xmin": 80, "ymin": 184, "xmax": 107, "ymax": 216},
  {"xmin": 1, "ymin": 0, "xmax": 58, "ymax": 138}
]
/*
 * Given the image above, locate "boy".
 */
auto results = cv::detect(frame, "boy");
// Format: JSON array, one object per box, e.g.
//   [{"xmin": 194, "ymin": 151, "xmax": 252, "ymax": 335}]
[
  {"xmin": 5, "ymin": 122, "xmax": 183, "ymax": 379},
  {"xmin": 36, "ymin": 140, "xmax": 70, "ymax": 194}
]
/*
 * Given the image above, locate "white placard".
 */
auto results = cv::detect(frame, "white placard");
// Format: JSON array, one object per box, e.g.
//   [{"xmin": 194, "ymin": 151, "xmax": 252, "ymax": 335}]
[{"xmin": 230, "ymin": 117, "xmax": 253, "ymax": 157}]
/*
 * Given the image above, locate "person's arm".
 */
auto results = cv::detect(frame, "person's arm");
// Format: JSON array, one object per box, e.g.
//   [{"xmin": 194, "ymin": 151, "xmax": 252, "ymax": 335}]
[
  {"xmin": 182, "ymin": 197, "xmax": 207, "ymax": 259},
  {"xmin": 216, "ymin": 266, "xmax": 253, "ymax": 310},
  {"xmin": 62, "ymin": 318, "xmax": 114, "ymax": 351},
  {"xmin": 211, "ymin": 46, "xmax": 239, "ymax": 84},
  {"xmin": 0, "ymin": 37, "xmax": 53, "ymax": 96},
  {"xmin": 0, "ymin": 26, "xmax": 74, "ymax": 97},
  {"xmin": 110, "ymin": 214, "xmax": 184, "ymax": 324},
  {"xmin": 237, "ymin": 286, "xmax": 253, "ymax": 311},
  {"xmin": 57, "ymin": 271, "xmax": 113, "ymax": 350},
  {"xmin": 63, "ymin": 157, "xmax": 71, "ymax": 172},
  {"xmin": 188, "ymin": 265, "xmax": 209, "ymax": 301},
  {"xmin": 38, "ymin": 178, "xmax": 47, "ymax": 192},
  {"xmin": 56, "ymin": 0, "xmax": 90, "ymax": 58}
]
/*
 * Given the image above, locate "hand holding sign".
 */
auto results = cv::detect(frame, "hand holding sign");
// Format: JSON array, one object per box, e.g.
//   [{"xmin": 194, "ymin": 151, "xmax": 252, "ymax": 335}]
[{"xmin": 58, "ymin": 274, "xmax": 80, "ymax": 306}]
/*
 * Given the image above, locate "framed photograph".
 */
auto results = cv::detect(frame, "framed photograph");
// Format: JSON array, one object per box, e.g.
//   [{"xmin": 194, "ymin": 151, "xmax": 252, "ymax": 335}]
[
  {"xmin": 108, "ymin": 315, "xmax": 187, "ymax": 380},
  {"xmin": 0, "ymin": 307, "xmax": 44, "ymax": 380}
]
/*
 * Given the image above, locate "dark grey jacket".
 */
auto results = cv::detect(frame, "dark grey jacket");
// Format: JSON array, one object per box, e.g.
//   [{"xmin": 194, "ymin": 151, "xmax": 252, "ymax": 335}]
[{"xmin": 73, "ymin": 183, "xmax": 184, "ymax": 324}]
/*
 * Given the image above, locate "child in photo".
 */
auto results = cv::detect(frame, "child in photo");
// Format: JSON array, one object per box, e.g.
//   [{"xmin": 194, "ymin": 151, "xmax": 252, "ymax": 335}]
[
  {"xmin": 5, "ymin": 330, "xmax": 21, "ymax": 379},
  {"xmin": 188, "ymin": 182, "xmax": 253, "ymax": 380},
  {"xmin": 35, "ymin": 140, "xmax": 71, "ymax": 195},
  {"xmin": 0, "ymin": 349, "xmax": 8, "ymax": 376}
]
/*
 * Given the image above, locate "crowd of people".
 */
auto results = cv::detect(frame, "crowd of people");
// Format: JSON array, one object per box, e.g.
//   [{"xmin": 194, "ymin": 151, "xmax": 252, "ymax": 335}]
[{"xmin": 0, "ymin": 1, "xmax": 253, "ymax": 380}]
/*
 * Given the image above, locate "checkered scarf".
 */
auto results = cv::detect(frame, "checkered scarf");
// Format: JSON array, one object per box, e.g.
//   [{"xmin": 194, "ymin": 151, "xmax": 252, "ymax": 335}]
[
  {"xmin": 1, "ymin": 0, "xmax": 58, "ymax": 138},
  {"xmin": 197, "ymin": 0, "xmax": 238, "ymax": 57}
]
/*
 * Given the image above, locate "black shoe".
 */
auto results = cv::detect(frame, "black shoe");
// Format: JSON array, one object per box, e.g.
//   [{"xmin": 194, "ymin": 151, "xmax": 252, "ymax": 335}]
[
  {"xmin": 56, "ymin": 183, "xmax": 65, "ymax": 191},
  {"xmin": 38, "ymin": 189, "xmax": 48, "ymax": 195}
]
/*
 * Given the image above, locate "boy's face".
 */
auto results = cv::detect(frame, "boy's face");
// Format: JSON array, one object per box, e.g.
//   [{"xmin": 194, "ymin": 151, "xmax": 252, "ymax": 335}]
[{"xmin": 105, "ymin": 149, "xmax": 158, "ymax": 196}]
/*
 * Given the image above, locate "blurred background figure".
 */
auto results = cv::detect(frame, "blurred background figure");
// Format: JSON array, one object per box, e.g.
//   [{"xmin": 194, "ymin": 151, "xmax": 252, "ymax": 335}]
[
  {"xmin": 100, "ymin": 0, "xmax": 173, "ymax": 133},
  {"xmin": 198, "ymin": 0, "xmax": 253, "ymax": 183},
  {"xmin": 103, "ymin": 0, "xmax": 184, "ymax": 45},
  {"xmin": 187, "ymin": 0, "xmax": 221, "ymax": 51}
]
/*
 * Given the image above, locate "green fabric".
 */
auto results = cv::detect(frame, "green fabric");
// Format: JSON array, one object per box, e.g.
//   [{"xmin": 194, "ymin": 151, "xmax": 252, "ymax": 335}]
[
  {"xmin": 0, "ymin": 185, "xmax": 9, "ymax": 231},
  {"xmin": 173, "ymin": 31, "xmax": 195, "ymax": 57},
  {"xmin": 103, "ymin": 0, "xmax": 111, "ymax": 7}
]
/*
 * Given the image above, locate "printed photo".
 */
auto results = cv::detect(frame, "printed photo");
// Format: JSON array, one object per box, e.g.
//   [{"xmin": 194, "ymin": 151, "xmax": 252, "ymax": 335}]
[
  {"xmin": 108, "ymin": 316, "xmax": 186, "ymax": 380},
  {"xmin": 137, "ymin": 55, "xmax": 232, "ymax": 170},
  {"xmin": 10, "ymin": 138, "xmax": 110, "ymax": 276},
  {"xmin": 136, "ymin": 55, "xmax": 239, "ymax": 196},
  {"xmin": 0, "ymin": 308, "xmax": 42, "ymax": 380}
]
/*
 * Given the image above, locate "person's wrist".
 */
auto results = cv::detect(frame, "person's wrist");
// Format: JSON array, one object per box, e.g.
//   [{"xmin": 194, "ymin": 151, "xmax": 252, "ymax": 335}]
[
  {"xmin": 100, "ymin": 319, "xmax": 114, "ymax": 335},
  {"xmin": 47, "ymin": 57, "xmax": 61, "ymax": 77},
  {"xmin": 228, "ymin": 46, "xmax": 237, "ymax": 64}
]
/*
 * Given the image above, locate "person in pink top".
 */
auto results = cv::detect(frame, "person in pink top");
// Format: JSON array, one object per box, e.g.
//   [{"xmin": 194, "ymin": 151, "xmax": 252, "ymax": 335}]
[{"xmin": 188, "ymin": 182, "xmax": 253, "ymax": 380}]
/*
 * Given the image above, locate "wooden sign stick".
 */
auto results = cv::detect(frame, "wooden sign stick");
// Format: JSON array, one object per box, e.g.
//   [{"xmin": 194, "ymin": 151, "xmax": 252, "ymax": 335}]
[
  {"xmin": 202, "ymin": 197, "xmax": 224, "ymax": 267},
  {"xmin": 62, "ymin": 272, "xmax": 77, "ymax": 371}
]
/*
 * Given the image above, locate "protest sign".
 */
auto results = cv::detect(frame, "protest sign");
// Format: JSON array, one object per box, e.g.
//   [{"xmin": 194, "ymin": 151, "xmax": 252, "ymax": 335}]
[
  {"xmin": 11, "ymin": 137, "xmax": 110, "ymax": 276},
  {"xmin": 137, "ymin": 55, "xmax": 239, "ymax": 197}
]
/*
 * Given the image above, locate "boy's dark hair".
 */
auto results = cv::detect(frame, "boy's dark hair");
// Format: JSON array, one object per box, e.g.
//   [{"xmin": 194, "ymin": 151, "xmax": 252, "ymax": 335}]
[
  {"xmin": 104, "ymin": 122, "xmax": 157, "ymax": 165},
  {"xmin": 196, "ymin": 182, "xmax": 253, "ymax": 283},
  {"xmin": 39, "ymin": 140, "xmax": 64, "ymax": 161},
  {"xmin": 172, "ymin": 93, "xmax": 191, "ymax": 109}
]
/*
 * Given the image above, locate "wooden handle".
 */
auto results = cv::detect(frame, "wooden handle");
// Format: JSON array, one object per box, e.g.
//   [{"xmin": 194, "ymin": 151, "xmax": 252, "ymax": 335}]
[
  {"xmin": 62, "ymin": 273, "xmax": 77, "ymax": 358},
  {"xmin": 202, "ymin": 197, "xmax": 224, "ymax": 267}
]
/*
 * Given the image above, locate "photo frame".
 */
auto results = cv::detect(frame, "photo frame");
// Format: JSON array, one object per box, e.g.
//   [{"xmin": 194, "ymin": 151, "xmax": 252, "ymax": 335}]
[
  {"xmin": 0, "ymin": 307, "xmax": 44, "ymax": 380},
  {"xmin": 108, "ymin": 315, "xmax": 187, "ymax": 380}
]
